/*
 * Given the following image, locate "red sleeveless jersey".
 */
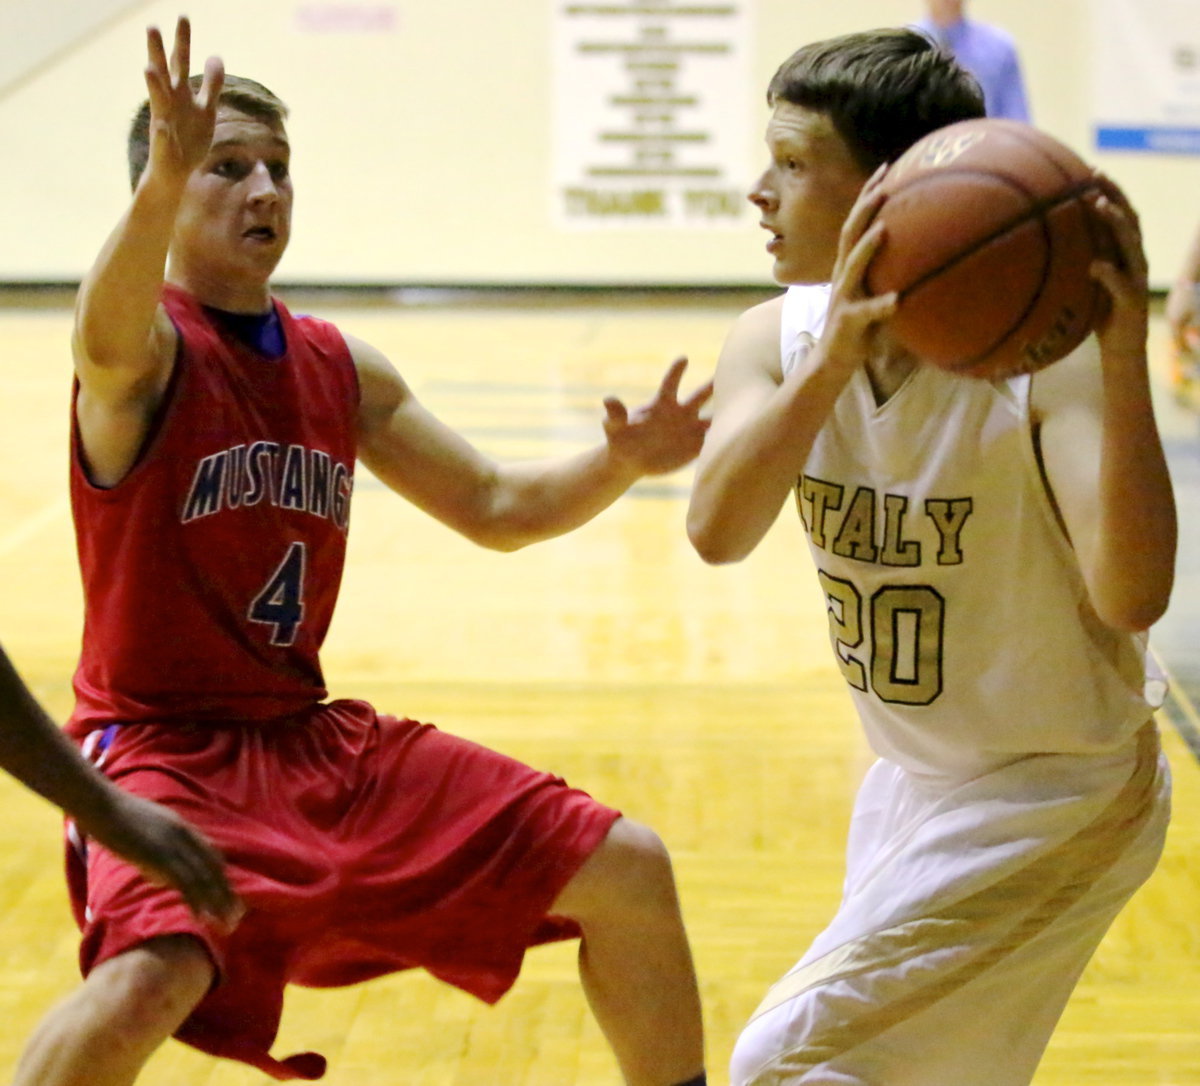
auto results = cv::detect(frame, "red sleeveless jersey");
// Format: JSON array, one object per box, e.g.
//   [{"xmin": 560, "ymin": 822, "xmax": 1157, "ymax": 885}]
[{"xmin": 68, "ymin": 286, "xmax": 360, "ymax": 734}]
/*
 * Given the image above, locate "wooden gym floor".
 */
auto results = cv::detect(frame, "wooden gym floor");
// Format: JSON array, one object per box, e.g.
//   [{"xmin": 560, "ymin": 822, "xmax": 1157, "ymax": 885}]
[{"xmin": 0, "ymin": 289, "xmax": 1197, "ymax": 1084}]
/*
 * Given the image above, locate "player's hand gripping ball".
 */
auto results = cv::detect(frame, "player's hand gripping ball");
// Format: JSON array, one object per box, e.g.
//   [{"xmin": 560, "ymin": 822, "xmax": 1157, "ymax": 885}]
[{"xmin": 865, "ymin": 118, "xmax": 1115, "ymax": 380}]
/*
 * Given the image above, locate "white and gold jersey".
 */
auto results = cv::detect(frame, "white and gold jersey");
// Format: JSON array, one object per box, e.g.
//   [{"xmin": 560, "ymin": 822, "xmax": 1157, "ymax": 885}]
[{"xmin": 781, "ymin": 284, "xmax": 1154, "ymax": 779}]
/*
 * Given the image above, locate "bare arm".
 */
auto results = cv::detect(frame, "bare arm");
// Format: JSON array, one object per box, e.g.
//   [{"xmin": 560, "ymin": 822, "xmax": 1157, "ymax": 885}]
[
  {"xmin": 74, "ymin": 18, "xmax": 223, "ymax": 486},
  {"xmin": 0, "ymin": 645, "xmax": 240, "ymax": 927},
  {"xmin": 352, "ymin": 335, "xmax": 712, "ymax": 551},
  {"xmin": 1032, "ymin": 182, "xmax": 1176, "ymax": 631},
  {"xmin": 688, "ymin": 181, "xmax": 896, "ymax": 564},
  {"xmin": 686, "ymin": 297, "xmax": 813, "ymax": 562}
]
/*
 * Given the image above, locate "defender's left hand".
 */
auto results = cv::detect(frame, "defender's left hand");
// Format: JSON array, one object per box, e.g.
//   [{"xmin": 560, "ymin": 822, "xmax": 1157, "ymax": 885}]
[{"xmin": 602, "ymin": 357, "xmax": 713, "ymax": 475}]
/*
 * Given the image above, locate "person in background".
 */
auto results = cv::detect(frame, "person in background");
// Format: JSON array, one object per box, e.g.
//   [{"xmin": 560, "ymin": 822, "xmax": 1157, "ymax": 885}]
[{"xmin": 914, "ymin": 0, "xmax": 1031, "ymax": 121}]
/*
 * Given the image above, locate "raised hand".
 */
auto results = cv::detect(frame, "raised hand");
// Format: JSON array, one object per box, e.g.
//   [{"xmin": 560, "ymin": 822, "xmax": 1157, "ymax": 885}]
[
  {"xmin": 142, "ymin": 16, "xmax": 225, "ymax": 185},
  {"xmin": 602, "ymin": 357, "xmax": 713, "ymax": 475}
]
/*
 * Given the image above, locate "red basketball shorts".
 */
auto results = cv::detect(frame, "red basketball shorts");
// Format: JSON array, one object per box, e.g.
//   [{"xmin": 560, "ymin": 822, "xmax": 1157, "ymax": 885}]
[{"xmin": 66, "ymin": 699, "xmax": 620, "ymax": 1081}]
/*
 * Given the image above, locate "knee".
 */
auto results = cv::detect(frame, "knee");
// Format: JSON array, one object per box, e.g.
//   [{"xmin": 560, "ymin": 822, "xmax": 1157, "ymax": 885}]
[
  {"xmin": 553, "ymin": 816, "xmax": 681, "ymax": 924},
  {"xmin": 86, "ymin": 936, "xmax": 214, "ymax": 1046},
  {"xmin": 600, "ymin": 816, "xmax": 680, "ymax": 902},
  {"xmin": 729, "ymin": 1017, "xmax": 779, "ymax": 1086}
]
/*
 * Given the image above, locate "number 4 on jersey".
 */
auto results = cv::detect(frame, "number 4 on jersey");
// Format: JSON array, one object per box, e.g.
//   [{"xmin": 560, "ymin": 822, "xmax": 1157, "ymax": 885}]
[{"xmin": 249, "ymin": 541, "xmax": 307, "ymax": 646}]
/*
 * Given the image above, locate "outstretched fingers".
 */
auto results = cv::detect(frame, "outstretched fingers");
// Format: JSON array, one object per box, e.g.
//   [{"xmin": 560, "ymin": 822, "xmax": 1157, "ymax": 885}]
[
  {"xmin": 146, "ymin": 24, "xmax": 168, "ymax": 74},
  {"xmin": 653, "ymin": 355, "xmax": 689, "ymax": 402},
  {"xmin": 169, "ymin": 14, "xmax": 191, "ymax": 83},
  {"xmin": 651, "ymin": 356, "xmax": 714, "ymax": 412},
  {"xmin": 684, "ymin": 377, "xmax": 715, "ymax": 413},
  {"xmin": 198, "ymin": 54, "xmax": 225, "ymax": 111},
  {"xmin": 146, "ymin": 16, "xmax": 192, "ymax": 98},
  {"xmin": 141, "ymin": 17, "xmax": 225, "ymax": 182},
  {"xmin": 143, "ymin": 25, "xmax": 171, "ymax": 107},
  {"xmin": 603, "ymin": 396, "xmax": 629, "ymax": 427},
  {"xmin": 145, "ymin": 16, "xmax": 224, "ymax": 106}
]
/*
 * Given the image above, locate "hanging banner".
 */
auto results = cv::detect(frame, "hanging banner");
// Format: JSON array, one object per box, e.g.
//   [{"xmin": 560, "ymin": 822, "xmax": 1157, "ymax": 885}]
[
  {"xmin": 552, "ymin": 0, "xmax": 754, "ymax": 229},
  {"xmin": 1093, "ymin": 0, "xmax": 1200, "ymax": 154}
]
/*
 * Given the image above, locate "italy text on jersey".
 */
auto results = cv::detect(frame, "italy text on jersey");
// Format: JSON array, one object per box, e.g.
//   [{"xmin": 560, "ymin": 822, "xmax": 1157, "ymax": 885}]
[{"xmin": 798, "ymin": 475, "xmax": 973, "ymax": 567}]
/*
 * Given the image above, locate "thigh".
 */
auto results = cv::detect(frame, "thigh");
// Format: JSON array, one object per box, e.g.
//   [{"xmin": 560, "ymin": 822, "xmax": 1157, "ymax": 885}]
[{"xmin": 290, "ymin": 710, "xmax": 622, "ymax": 1002}]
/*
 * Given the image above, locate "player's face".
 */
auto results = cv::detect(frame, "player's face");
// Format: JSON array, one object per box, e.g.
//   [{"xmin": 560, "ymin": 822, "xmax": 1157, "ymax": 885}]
[
  {"xmin": 169, "ymin": 107, "xmax": 293, "ymax": 306},
  {"xmin": 749, "ymin": 103, "xmax": 870, "ymax": 285}
]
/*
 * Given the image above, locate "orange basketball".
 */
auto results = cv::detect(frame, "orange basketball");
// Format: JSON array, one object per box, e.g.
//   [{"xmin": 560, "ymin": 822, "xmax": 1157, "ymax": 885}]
[{"xmin": 865, "ymin": 118, "xmax": 1114, "ymax": 380}]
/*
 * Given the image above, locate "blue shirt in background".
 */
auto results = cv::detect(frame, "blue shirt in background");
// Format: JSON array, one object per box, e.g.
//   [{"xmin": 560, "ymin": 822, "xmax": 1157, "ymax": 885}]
[{"xmin": 913, "ymin": 16, "xmax": 1031, "ymax": 122}]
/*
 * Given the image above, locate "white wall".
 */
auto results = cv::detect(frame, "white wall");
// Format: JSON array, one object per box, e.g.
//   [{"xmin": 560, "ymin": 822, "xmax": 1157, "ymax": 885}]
[{"xmin": 0, "ymin": 0, "xmax": 1196, "ymax": 288}]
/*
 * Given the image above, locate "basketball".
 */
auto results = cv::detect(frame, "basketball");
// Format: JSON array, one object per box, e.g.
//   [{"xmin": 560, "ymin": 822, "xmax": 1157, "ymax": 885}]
[{"xmin": 865, "ymin": 118, "xmax": 1115, "ymax": 380}]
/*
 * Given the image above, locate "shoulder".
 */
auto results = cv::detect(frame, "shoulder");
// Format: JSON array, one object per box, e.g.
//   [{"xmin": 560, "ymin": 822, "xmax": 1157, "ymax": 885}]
[
  {"xmin": 339, "ymin": 330, "xmax": 415, "ymax": 428},
  {"xmin": 341, "ymin": 329, "xmax": 395, "ymax": 381},
  {"xmin": 969, "ymin": 18, "xmax": 1019, "ymax": 52},
  {"xmin": 717, "ymin": 294, "xmax": 788, "ymax": 383},
  {"xmin": 729, "ymin": 293, "xmax": 787, "ymax": 341},
  {"xmin": 717, "ymin": 285, "xmax": 831, "ymax": 385},
  {"xmin": 780, "ymin": 283, "xmax": 832, "ymax": 378}
]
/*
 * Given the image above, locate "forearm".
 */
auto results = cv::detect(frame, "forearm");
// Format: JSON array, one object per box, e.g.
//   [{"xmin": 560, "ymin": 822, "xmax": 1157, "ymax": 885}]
[
  {"xmin": 1092, "ymin": 358, "xmax": 1177, "ymax": 629},
  {"xmin": 0, "ymin": 647, "xmax": 120, "ymax": 827},
  {"xmin": 482, "ymin": 445, "xmax": 644, "ymax": 550},
  {"xmin": 74, "ymin": 177, "xmax": 182, "ymax": 370}
]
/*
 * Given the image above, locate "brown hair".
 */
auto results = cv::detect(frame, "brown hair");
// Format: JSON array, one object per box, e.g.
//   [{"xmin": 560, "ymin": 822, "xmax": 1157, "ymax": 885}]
[
  {"xmin": 767, "ymin": 29, "xmax": 984, "ymax": 173},
  {"xmin": 127, "ymin": 75, "xmax": 288, "ymax": 189}
]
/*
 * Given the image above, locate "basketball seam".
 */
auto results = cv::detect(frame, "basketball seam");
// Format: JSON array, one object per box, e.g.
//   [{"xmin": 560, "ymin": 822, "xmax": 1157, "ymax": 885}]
[
  {"xmin": 885, "ymin": 174, "xmax": 1100, "ymax": 374},
  {"xmin": 951, "ymin": 177, "xmax": 1102, "ymax": 374},
  {"xmin": 890, "ymin": 174, "xmax": 1097, "ymax": 303},
  {"xmin": 877, "ymin": 122, "xmax": 1107, "ymax": 376}
]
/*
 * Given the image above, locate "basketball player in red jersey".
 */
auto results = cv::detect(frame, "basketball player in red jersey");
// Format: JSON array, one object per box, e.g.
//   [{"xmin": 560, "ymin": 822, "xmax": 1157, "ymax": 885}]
[
  {"xmin": 0, "ymin": 644, "xmax": 238, "ymax": 926},
  {"xmin": 13, "ymin": 17, "xmax": 710, "ymax": 1086}
]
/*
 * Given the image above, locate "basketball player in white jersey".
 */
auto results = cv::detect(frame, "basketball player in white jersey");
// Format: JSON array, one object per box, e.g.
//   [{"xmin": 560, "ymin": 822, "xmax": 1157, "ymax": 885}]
[{"xmin": 688, "ymin": 29, "xmax": 1176, "ymax": 1086}]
